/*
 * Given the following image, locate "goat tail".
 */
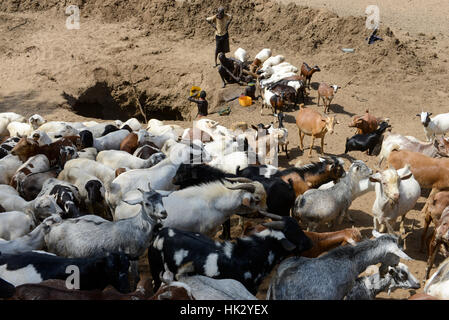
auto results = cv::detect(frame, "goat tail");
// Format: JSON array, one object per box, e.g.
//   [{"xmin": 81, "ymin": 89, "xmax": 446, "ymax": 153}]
[
  {"xmin": 378, "ymin": 143, "xmax": 401, "ymax": 167},
  {"xmin": 389, "ymin": 143, "xmax": 402, "ymax": 153}
]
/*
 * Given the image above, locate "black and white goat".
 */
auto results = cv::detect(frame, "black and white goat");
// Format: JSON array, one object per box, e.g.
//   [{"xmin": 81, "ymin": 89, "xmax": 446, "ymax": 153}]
[
  {"xmin": 0, "ymin": 251, "xmax": 130, "ymax": 293},
  {"xmin": 148, "ymin": 212, "xmax": 312, "ymax": 294}
]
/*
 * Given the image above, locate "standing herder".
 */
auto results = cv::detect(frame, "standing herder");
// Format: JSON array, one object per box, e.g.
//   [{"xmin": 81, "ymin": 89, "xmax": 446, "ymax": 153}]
[{"xmin": 206, "ymin": 7, "xmax": 232, "ymax": 67}]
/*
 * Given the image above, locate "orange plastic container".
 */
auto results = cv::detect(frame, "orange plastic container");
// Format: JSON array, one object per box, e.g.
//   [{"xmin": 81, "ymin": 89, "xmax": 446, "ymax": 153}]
[{"xmin": 239, "ymin": 96, "xmax": 252, "ymax": 107}]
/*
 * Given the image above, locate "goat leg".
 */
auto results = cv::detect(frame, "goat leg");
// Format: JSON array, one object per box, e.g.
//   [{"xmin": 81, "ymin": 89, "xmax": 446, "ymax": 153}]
[
  {"xmin": 421, "ymin": 188, "xmax": 439, "ymax": 227},
  {"xmin": 421, "ymin": 213, "xmax": 433, "ymax": 252},
  {"xmin": 298, "ymin": 129, "xmax": 304, "ymax": 151},
  {"xmin": 129, "ymin": 260, "xmax": 140, "ymax": 292},
  {"xmin": 308, "ymin": 136, "xmax": 316, "ymax": 158},
  {"xmin": 320, "ymin": 137, "xmax": 325, "ymax": 155},
  {"xmin": 284, "ymin": 144, "xmax": 289, "ymax": 159},
  {"xmin": 220, "ymin": 219, "xmax": 231, "ymax": 240},
  {"xmin": 425, "ymin": 236, "xmax": 441, "ymax": 280}
]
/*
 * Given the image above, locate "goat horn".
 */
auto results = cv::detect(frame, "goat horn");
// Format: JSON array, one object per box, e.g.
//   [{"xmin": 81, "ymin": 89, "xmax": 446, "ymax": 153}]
[
  {"xmin": 226, "ymin": 183, "xmax": 256, "ymax": 193},
  {"xmin": 225, "ymin": 177, "xmax": 253, "ymax": 183},
  {"xmin": 262, "ymin": 221, "xmax": 285, "ymax": 230},
  {"xmin": 259, "ymin": 210, "xmax": 283, "ymax": 221}
]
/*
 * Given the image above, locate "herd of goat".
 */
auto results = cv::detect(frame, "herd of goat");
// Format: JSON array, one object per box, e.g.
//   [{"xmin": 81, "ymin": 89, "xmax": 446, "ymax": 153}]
[{"xmin": 1, "ymin": 47, "xmax": 449, "ymax": 300}]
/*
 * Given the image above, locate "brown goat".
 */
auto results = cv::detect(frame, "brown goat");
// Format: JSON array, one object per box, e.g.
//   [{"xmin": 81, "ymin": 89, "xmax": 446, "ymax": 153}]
[
  {"xmin": 119, "ymin": 132, "xmax": 139, "ymax": 154},
  {"xmin": 149, "ymin": 282, "xmax": 195, "ymax": 300},
  {"xmin": 11, "ymin": 137, "xmax": 78, "ymax": 166},
  {"xmin": 422, "ymin": 191, "xmax": 449, "ymax": 251},
  {"xmin": 275, "ymin": 159, "xmax": 345, "ymax": 197},
  {"xmin": 301, "ymin": 228, "xmax": 363, "ymax": 258},
  {"xmin": 300, "ymin": 62, "xmax": 320, "ymax": 88},
  {"xmin": 425, "ymin": 206, "xmax": 449, "ymax": 280},
  {"xmin": 8, "ymin": 279, "xmax": 151, "ymax": 300},
  {"xmin": 249, "ymin": 58, "xmax": 262, "ymax": 74},
  {"xmin": 296, "ymin": 104, "xmax": 339, "ymax": 157},
  {"xmin": 134, "ymin": 143, "xmax": 160, "ymax": 159},
  {"xmin": 387, "ymin": 149, "xmax": 449, "ymax": 225},
  {"xmin": 269, "ymin": 91, "xmax": 285, "ymax": 115},
  {"xmin": 115, "ymin": 167, "xmax": 128, "ymax": 178},
  {"xmin": 349, "ymin": 109, "xmax": 384, "ymax": 135},
  {"xmin": 243, "ymin": 221, "xmax": 362, "ymax": 258},
  {"xmin": 317, "ymin": 83, "xmax": 341, "ymax": 114},
  {"xmin": 408, "ymin": 293, "xmax": 439, "ymax": 300}
]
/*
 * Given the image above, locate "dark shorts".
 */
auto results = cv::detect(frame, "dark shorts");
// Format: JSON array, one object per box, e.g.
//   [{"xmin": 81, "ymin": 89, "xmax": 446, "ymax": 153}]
[{"xmin": 215, "ymin": 32, "xmax": 230, "ymax": 53}]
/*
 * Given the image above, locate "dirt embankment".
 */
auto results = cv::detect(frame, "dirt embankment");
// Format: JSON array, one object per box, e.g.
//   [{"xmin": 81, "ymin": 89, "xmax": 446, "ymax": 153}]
[{"xmin": 0, "ymin": 0, "xmax": 437, "ymax": 121}]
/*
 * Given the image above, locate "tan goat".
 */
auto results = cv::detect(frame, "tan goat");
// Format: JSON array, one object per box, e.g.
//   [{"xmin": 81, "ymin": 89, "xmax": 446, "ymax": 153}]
[
  {"xmin": 317, "ymin": 83, "xmax": 341, "ymax": 114},
  {"xmin": 387, "ymin": 148, "xmax": 449, "ymax": 233},
  {"xmin": 296, "ymin": 104, "xmax": 339, "ymax": 157}
]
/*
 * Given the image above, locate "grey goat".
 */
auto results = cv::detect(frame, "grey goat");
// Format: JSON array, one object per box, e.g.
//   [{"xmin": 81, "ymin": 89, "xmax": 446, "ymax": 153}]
[
  {"xmin": 44, "ymin": 182, "xmax": 167, "ymax": 259},
  {"xmin": 293, "ymin": 160, "xmax": 372, "ymax": 231},
  {"xmin": 267, "ymin": 231, "xmax": 412, "ymax": 300},
  {"xmin": 344, "ymin": 262, "xmax": 420, "ymax": 300}
]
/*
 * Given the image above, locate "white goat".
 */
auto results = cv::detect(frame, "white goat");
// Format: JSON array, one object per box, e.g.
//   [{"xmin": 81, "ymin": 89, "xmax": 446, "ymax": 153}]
[
  {"xmin": 0, "ymin": 112, "xmax": 25, "ymax": 123},
  {"xmin": 417, "ymin": 111, "xmax": 449, "ymax": 142},
  {"xmin": 260, "ymin": 72, "xmax": 297, "ymax": 89},
  {"xmin": 7, "ymin": 122, "xmax": 33, "ymax": 137},
  {"xmin": 10, "ymin": 154, "xmax": 50, "ymax": 190},
  {"xmin": 57, "ymin": 166, "xmax": 106, "ymax": 213},
  {"xmin": 0, "ymin": 211, "xmax": 35, "ymax": 240},
  {"xmin": 86, "ymin": 129, "xmax": 130, "ymax": 151},
  {"xmin": 255, "ymin": 48, "xmax": 271, "ymax": 63},
  {"xmin": 0, "ymin": 193, "xmax": 61, "ymax": 222},
  {"xmin": 234, "ymin": 48, "xmax": 248, "ymax": 63},
  {"xmin": 106, "ymin": 140, "xmax": 200, "ymax": 210},
  {"xmin": 29, "ymin": 130, "xmax": 53, "ymax": 145},
  {"xmin": 161, "ymin": 179, "xmax": 267, "ymax": 236},
  {"xmin": 63, "ymin": 158, "xmax": 115, "ymax": 187},
  {"xmin": 0, "ymin": 214, "xmax": 62, "ymax": 255},
  {"xmin": 0, "ymin": 155, "xmax": 22, "ymax": 184},
  {"xmin": 370, "ymin": 165, "xmax": 421, "ymax": 235},
  {"xmin": 120, "ymin": 118, "xmax": 141, "ymax": 131},
  {"xmin": 262, "ymin": 55, "xmax": 285, "ymax": 69},
  {"xmin": 77, "ymin": 147, "xmax": 98, "ymax": 160},
  {"xmin": 96, "ymin": 150, "xmax": 165, "ymax": 170},
  {"xmin": 208, "ymin": 151, "xmax": 249, "ymax": 174},
  {"xmin": 37, "ymin": 121, "xmax": 79, "ymax": 138},
  {"xmin": 178, "ymin": 275, "xmax": 257, "ymax": 300}
]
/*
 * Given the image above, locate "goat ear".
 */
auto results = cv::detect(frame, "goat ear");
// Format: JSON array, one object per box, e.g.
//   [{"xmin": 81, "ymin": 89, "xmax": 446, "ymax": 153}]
[
  {"xmin": 251, "ymin": 125, "xmax": 258, "ymax": 131},
  {"xmin": 369, "ymin": 175, "xmax": 381, "ymax": 183},
  {"xmin": 415, "ymin": 114, "xmax": 421, "ymax": 117},
  {"xmin": 399, "ymin": 172, "xmax": 413, "ymax": 181},
  {"xmin": 280, "ymin": 239, "xmax": 296, "ymax": 252},
  {"xmin": 392, "ymin": 246, "xmax": 412, "ymax": 261}
]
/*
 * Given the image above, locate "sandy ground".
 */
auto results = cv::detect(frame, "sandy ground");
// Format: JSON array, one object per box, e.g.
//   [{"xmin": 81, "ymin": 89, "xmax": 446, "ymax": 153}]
[
  {"xmin": 280, "ymin": 0, "xmax": 449, "ymax": 36},
  {"xmin": 1, "ymin": 0, "xmax": 448, "ymax": 299}
]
